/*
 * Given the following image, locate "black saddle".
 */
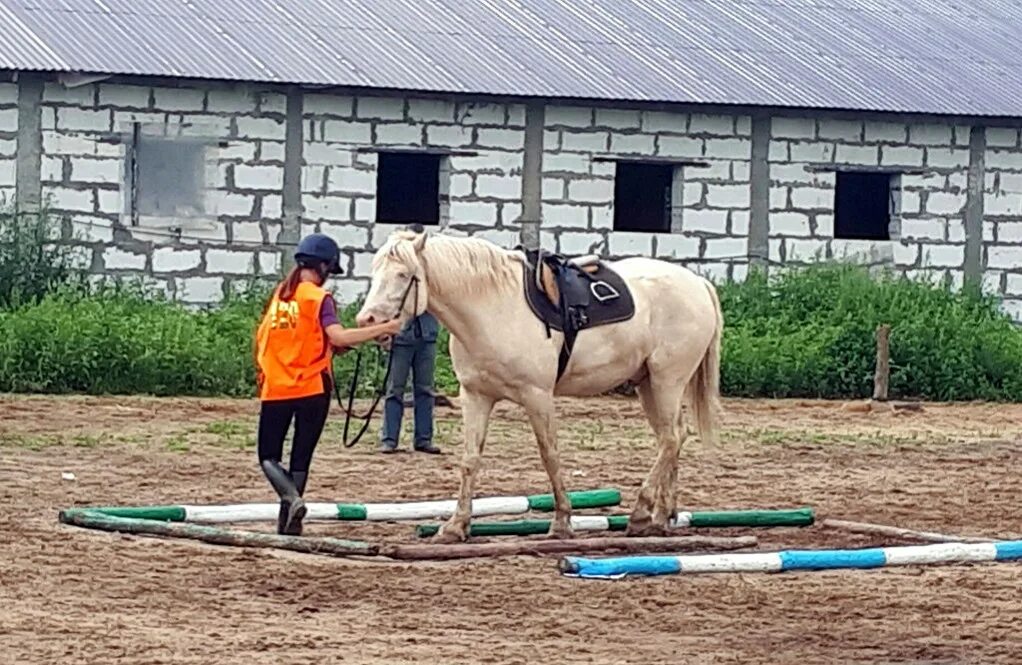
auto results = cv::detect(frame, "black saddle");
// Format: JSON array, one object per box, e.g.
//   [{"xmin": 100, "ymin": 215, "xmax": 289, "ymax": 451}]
[{"xmin": 517, "ymin": 246, "xmax": 635, "ymax": 382}]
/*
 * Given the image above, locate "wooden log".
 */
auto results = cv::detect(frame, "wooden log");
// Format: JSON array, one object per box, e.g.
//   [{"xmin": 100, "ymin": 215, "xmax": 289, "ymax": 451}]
[
  {"xmin": 872, "ymin": 324, "xmax": 891, "ymax": 402},
  {"xmin": 59, "ymin": 509, "xmax": 379, "ymax": 557},
  {"xmin": 380, "ymin": 535, "xmax": 759, "ymax": 561},
  {"xmin": 821, "ymin": 518, "xmax": 996, "ymax": 544}
]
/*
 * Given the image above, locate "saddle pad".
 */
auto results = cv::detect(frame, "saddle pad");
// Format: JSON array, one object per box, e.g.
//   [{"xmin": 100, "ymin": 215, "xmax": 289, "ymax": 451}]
[{"xmin": 521, "ymin": 260, "xmax": 636, "ymax": 333}]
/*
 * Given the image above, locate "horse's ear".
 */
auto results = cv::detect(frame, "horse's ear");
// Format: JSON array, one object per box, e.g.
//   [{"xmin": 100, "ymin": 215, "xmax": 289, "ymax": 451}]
[{"xmin": 412, "ymin": 231, "xmax": 427, "ymax": 253}]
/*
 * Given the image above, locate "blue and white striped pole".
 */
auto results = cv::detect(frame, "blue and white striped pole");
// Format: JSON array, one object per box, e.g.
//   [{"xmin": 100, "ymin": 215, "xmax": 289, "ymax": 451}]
[{"xmin": 559, "ymin": 540, "xmax": 1022, "ymax": 578}]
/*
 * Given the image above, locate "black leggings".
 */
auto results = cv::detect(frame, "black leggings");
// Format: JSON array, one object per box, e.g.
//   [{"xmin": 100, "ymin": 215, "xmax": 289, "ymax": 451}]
[{"xmin": 257, "ymin": 392, "xmax": 331, "ymax": 484}]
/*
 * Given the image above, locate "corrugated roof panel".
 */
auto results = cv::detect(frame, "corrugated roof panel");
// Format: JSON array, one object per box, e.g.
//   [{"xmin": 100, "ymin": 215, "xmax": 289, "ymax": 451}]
[{"xmin": 1, "ymin": 0, "xmax": 1021, "ymax": 117}]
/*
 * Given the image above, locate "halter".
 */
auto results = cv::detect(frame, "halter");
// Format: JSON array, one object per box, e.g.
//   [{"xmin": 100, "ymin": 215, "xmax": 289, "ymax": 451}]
[{"xmin": 335, "ymin": 275, "xmax": 420, "ymax": 448}]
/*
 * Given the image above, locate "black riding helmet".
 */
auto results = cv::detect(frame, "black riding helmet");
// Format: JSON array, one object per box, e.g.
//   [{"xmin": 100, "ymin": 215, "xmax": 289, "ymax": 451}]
[{"xmin": 294, "ymin": 233, "xmax": 343, "ymax": 276}]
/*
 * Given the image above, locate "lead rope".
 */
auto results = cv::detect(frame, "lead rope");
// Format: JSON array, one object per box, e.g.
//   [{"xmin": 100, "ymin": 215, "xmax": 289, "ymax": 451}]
[{"xmin": 337, "ymin": 277, "xmax": 419, "ymax": 448}]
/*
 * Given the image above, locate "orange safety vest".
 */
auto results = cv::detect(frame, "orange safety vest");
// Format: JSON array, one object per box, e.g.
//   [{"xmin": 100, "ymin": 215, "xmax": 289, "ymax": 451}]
[{"xmin": 255, "ymin": 281, "xmax": 334, "ymax": 401}]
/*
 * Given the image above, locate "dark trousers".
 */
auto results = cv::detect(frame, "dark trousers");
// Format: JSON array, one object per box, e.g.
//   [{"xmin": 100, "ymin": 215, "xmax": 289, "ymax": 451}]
[
  {"xmin": 257, "ymin": 391, "xmax": 330, "ymax": 493},
  {"xmin": 381, "ymin": 341, "xmax": 436, "ymax": 447}
]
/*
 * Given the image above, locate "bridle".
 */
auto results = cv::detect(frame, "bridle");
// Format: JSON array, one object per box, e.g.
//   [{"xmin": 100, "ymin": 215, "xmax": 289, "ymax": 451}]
[{"xmin": 335, "ymin": 275, "xmax": 420, "ymax": 448}]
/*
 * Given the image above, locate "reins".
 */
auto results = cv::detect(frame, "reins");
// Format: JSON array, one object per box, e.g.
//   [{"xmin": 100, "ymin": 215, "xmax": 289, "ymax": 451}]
[{"xmin": 335, "ymin": 277, "xmax": 419, "ymax": 448}]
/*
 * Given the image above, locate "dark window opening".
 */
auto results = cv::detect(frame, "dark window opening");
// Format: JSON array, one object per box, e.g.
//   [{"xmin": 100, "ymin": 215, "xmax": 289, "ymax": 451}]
[
  {"xmin": 834, "ymin": 171, "xmax": 892, "ymax": 240},
  {"xmin": 613, "ymin": 162, "xmax": 673, "ymax": 232},
  {"xmin": 376, "ymin": 152, "xmax": 441, "ymax": 225}
]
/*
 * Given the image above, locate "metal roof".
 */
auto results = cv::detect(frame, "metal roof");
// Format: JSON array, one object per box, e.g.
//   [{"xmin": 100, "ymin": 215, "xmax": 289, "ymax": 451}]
[{"xmin": 1, "ymin": 0, "xmax": 1021, "ymax": 117}]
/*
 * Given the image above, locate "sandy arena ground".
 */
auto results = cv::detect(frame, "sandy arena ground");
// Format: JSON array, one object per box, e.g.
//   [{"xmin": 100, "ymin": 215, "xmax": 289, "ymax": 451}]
[{"xmin": 1, "ymin": 393, "xmax": 1021, "ymax": 664}]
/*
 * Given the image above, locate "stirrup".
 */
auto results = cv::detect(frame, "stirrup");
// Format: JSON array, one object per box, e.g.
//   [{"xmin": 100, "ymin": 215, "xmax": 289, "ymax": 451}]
[{"xmin": 590, "ymin": 281, "xmax": 619, "ymax": 302}]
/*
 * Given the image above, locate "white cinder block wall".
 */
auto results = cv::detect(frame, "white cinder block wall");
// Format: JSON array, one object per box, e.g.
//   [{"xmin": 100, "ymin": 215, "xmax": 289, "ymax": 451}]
[{"xmin": 6, "ymin": 77, "xmax": 1022, "ymax": 319}]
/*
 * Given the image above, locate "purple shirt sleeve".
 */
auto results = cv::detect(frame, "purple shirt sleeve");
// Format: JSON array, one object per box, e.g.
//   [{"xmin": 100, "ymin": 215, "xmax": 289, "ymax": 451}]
[{"xmin": 319, "ymin": 295, "xmax": 340, "ymax": 328}]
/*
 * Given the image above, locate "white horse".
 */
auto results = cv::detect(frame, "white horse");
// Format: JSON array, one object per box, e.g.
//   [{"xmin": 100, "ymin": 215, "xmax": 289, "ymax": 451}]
[{"xmin": 356, "ymin": 229, "xmax": 723, "ymax": 543}]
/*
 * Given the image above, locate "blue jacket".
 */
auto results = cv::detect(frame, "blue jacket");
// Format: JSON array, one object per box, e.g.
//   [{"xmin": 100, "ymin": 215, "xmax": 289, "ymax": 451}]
[{"xmin": 394, "ymin": 312, "xmax": 439, "ymax": 345}]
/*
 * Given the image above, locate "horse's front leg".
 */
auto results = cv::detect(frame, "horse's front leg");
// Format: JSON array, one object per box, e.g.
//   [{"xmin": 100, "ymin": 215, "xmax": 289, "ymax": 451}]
[
  {"xmin": 433, "ymin": 390, "xmax": 495, "ymax": 544},
  {"xmin": 521, "ymin": 389, "xmax": 574, "ymax": 539}
]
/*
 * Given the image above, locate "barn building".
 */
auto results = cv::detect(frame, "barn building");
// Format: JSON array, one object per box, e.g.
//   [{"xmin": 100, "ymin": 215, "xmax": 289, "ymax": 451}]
[{"xmin": 1, "ymin": 1, "xmax": 1021, "ymax": 317}]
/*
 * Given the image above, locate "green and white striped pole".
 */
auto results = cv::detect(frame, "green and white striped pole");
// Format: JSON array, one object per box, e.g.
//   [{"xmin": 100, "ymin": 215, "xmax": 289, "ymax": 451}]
[
  {"xmin": 61, "ymin": 488, "xmax": 622, "ymax": 524},
  {"xmin": 415, "ymin": 507, "xmax": 815, "ymax": 538}
]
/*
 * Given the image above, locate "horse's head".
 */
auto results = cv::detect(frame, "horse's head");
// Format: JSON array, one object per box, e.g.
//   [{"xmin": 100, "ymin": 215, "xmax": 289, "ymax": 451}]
[{"xmin": 356, "ymin": 227, "xmax": 430, "ymax": 329}]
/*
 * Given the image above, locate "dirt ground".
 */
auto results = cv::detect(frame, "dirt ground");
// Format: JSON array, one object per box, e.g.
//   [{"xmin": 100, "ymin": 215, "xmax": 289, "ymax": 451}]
[{"xmin": 1, "ymin": 394, "xmax": 1021, "ymax": 664}]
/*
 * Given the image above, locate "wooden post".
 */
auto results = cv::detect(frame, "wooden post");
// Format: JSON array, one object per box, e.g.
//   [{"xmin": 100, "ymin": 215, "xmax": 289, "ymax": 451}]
[{"xmin": 872, "ymin": 324, "xmax": 891, "ymax": 402}]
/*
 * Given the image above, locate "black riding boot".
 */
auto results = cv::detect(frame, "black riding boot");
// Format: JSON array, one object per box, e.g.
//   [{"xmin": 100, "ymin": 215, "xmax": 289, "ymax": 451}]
[
  {"xmin": 261, "ymin": 460, "xmax": 306, "ymax": 535},
  {"xmin": 277, "ymin": 470, "xmax": 308, "ymax": 536}
]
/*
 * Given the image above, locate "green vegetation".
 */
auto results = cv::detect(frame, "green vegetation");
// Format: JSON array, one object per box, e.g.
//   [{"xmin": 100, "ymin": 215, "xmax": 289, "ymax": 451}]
[{"xmin": 2, "ymin": 203, "xmax": 1021, "ymax": 401}]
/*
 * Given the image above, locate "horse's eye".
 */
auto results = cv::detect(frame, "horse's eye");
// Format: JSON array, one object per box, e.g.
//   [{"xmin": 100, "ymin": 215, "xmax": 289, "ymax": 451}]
[{"xmin": 396, "ymin": 272, "xmax": 408, "ymax": 280}]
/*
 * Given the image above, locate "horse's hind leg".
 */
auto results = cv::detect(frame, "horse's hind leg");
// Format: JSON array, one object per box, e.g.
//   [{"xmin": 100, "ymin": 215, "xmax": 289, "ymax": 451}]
[
  {"xmin": 521, "ymin": 389, "xmax": 574, "ymax": 539},
  {"xmin": 627, "ymin": 372, "xmax": 688, "ymax": 537}
]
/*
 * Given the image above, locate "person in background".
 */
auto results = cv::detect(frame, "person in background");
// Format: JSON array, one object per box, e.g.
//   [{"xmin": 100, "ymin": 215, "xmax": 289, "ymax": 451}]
[
  {"xmin": 379, "ymin": 223, "xmax": 442, "ymax": 455},
  {"xmin": 255, "ymin": 233, "xmax": 401, "ymax": 535}
]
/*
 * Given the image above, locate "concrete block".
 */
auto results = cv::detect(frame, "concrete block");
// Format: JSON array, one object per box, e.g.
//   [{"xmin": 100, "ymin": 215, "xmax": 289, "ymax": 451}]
[
  {"xmin": 476, "ymin": 174, "xmax": 521, "ymax": 199},
  {"xmin": 204, "ymin": 89, "xmax": 257, "ymax": 114},
  {"xmin": 657, "ymin": 136, "xmax": 703, "ymax": 158},
  {"xmin": 769, "ymin": 186, "xmax": 789, "ymax": 209},
  {"xmin": 470, "ymin": 228, "xmax": 519, "ymax": 248},
  {"xmin": 458, "ymin": 102, "xmax": 507, "ymax": 125},
  {"xmin": 302, "ymin": 165, "xmax": 328, "ymax": 194},
  {"xmin": 449, "ymin": 200, "xmax": 499, "ymax": 224},
  {"xmin": 305, "ymin": 94, "xmax": 354, "ymax": 117},
  {"xmin": 47, "ymin": 187, "xmax": 94, "ymax": 212},
  {"xmin": 112, "ymin": 111, "xmax": 168, "ymax": 132},
  {"xmin": 321, "ymin": 222, "xmax": 370, "ymax": 249},
  {"xmin": 57, "ymin": 108, "xmax": 111, "ymax": 133},
  {"xmin": 770, "ymin": 212, "xmax": 811, "ymax": 236},
  {"xmin": 0, "ymin": 138, "xmax": 15, "ymax": 158},
  {"xmin": 153, "ymin": 248, "xmax": 201, "ymax": 272},
  {"xmin": 94, "ymin": 189, "xmax": 121, "ymax": 215},
  {"xmin": 789, "ymin": 186, "xmax": 832, "ymax": 210},
  {"xmin": 926, "ymin": 191, "xmax": 965, "ymax": 215},
  {"xmin": 893, "ymin": 241, "xmax": 920, "ymax": 266},
  {"xmin": 258, "ymin": 251, "xmax": 281, "ymax": 276},
  {"xmin": 909, "ymin": 124, "xmax": 954, "ymax": 146},
  {"xmin": 303, "ymin": 142, "xmax": 351, "ymax": 167},
  {"xmin": 788, "ymin": 142, "xmax": 835, "ymax": 163},
  {"xmin": 769, "ymin": 238, "xmax": 784, "ymax": 262},
  {"xmin": 925, "ymin": 147, "xmax": 970, "ymax": 169},
  {"xmin": 69, "ymin": 215, "xmax": 113, "ymax": 243},
  {"xmin": 641, "ymin": 111, "xmax": 687, "ymax": 134},
  {"xmin": 735, "ymin": 116, "xmax": 752, "ymax": 136},
  {"xmin": 982, "ymin": 270, "xmax": 1003, "ymax": 295},
  {"xmin": 900, "ymin": 218, "xmax": 945, "ymax": 240},
  {"xmin": 881, "ymin": 146, "xmax": 925, "ymax": 167},
  {"xmin": 546, "ymin": 106, "xmax": 593, "ymax": 128},
  {"xmin": 426, "ymin": 124, "xmax": 473, "ymax": 147},
  {"xmin": 258, "ymin": 92, "xmax": 286, "ymax": 115},
  {"xmin": 814, "ymin": 213, "xmax": 834, "ymax": 237},
  {"xmin": 324, "ymin": 120, "xmax": 372, "ymax": 143},
  {"xmin": 179, "ymin": 115, "xmax": 232, "ymax": 138},
  {"xmin": 984, "ymin": 221, "xmax": 997, "ymax": 242},
  {"xmin": 233, "ymin": 221, "xmax": 264, "ymax": 243},
  {"xmin": 589, "ymin": 205, "xmax": 613, "ymax": 229},
  {"xmin": 947, "ymin": 220, "xmax": 966, "ymax": 243},
  {"xmin": 559, "ymin": 232, "xmax": 607, "ymax": 255},
  {"xmin": 594, "ymin": 109, "xmax": 640, "ymax": 130},
  {"xmin": 474, "ymin": 128, "xmax": 523, "ymax": 150},
  {"xmin": 770, "ymin": 163, "xmax": 823, "ymax": 186},
  {"xmin": 561, "ymin": 131, "xmax": 608, "ymax": 153},
  {"xmin": 42, "ymin": 81, "xmax": 96, "ymax": 105},
  {"xmin": 768, "ymin": 140, "xmax": 790, "ymax": 163},
  {"xmin": 205, "ymin": 249, "xmax": 254, "ymax": 274},
  {"xmin": 689, "ymin": 114, "xmax": 734, "ymax": 136},
  {"xmin": 610, "ymin": 133, "xmax": 655, "ymax": 154},
  {"xmin": 986, "ymin": 149, "xmax": 1022, "ymax": 170},
  {"xmin": 864, "ymin": 121, "xmax": 908, "ymax": 143},
  {"xmin": 220, "ymin": 142, "xmax": 258, "ymax": 162},
  {"xmin": 544, "ymin": 130, "xmax": 562, "ymax": 150},
  {"xmin": 70, "ymin": 157, "xmax": 121, "ymax": 184},
  {"xmin": 953, "ymin": 126, "xmax": 972, "ymax": 146},
  {"xmin": 234, "ymin": 164, "xmax": 284, "ymax": 190},
  {"xmin": 998, "ymin": 222, "xmax": 1022, "ymax": 242},
  {"xmin": 450, "ymin": 173, "xmax": 474, "ymax": 198},
  {"xmin": 899, "ymin": 190, "xmax": 922, "ymax": 214},
  {"xmin": 505, "ymin": 105, "xmax": 526, "ymax": 127},
  {"xmin": 568, "ymin": 179, "xmax": 613, "ymax": 204},
  {"xmin": 327, "ymin": 167, "xmax": 376, "ymax": 195},
  {"xmin": 40, "ymin": 156, "xmax": 63, "ymax": 183},
  {"xmin": 985, "ymin": 192, "xmax": 1021, "ymax": 216},
  {"xmin": 356, "ymin": 96, "xmax": 405, "ymax": 121},
  {"xmin": 236, "ymin": 117, "xmax": 284, "ymax": 140},
  {"xmin": 543, "ymin": 177, "xmax": 565, "ymax": 200},
  {"xmin": 449, "ymin": 152, "xmax": 521, "ymax": 174},
  {"xmin": 834, "ymin": 144, "xmax": 879, "ymax": 164},
  {"xmin": 153, "ymin": 87, "xmax": 207, "ymax": 112},
  {"xmin": 999, "ymin": 173, "xmax": 1022, "ymax": 192},
  {"xmin": 684, "ymin": 182, "xmax": 704, "ymax": 206},
  {"xmin": 706, "ymin": 184, "xmax": 750, "ymax": 209},
  {"xmin": 179, "ymin": 276, "xmax": 224, "ymax": 302},
  {"xmin": 703, "ymin": 237, "xmax": 747, "ymax": 259},
  {"xmin": 685, "ymin": 209, "xmax": 728, "ymax": 234},
  {"xmin": 375, "ymin": 122, "xmax": 423, "ymax": 146},
  {"xmin": 920, "ymin": 244, "xmax": 964, "ymax": 268},
  {"xmin": 608, "ymin": 232, "xmax": 653, "ymax": 256},
  {"xmin": 787, "ymin": 238, "xmax": 829, "ymax": 262},
  {"xmin": 304, "ymin": 194, "xmax": 352, "ymax": 222},
  {"xmin": 703, "ymin": 138, "xmax": 751, "ymax": 160},
  {"xmin": 772, "ymin": 117, "xmax": 815, "ymax": 139},
  {"xmin": 728, "ymin": 210, "xmax": 749, "ymax": 235},
  {"xmin": 104, "ymin": 247, "xmax": 147, "ymax": 271},
  {"xmin": 98, "ymin": 84, "xmax": 151, "ymax": 108},
  {"xmin": 499, "ymin": 202, "xmax": 522, "ymax": 226},
  {"xmin": 544, "ymin": 204, "xmax": 589, "ymax": 229},
  {"xmin": 987, "ymin": 128, "xmax": 1020, "ymax": 148},
  {"xmin": 656, "ymin": 233, "xmax": 700, "ymax": 259},
  {"xmin": 817, "ymin": 119, "xmax": 863, "ymax": 142},
  {"xmin": 261, "ymin": 194, "xmax": 283, "ymax": 218},
  {"xmin": 732, "ymin": 161, "xmax": 751, "ymax": 182},
  {"xmin": 258, "ymin": 141, "xmax": 286, "ymax": 163},
  {"xmin": 354, "ymin": 198, "xmax": 375, "ymax": 222}
]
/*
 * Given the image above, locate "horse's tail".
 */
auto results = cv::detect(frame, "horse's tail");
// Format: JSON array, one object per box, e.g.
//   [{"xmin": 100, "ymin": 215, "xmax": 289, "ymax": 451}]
[{"xmin": 688, "ymin": 278, "xmax": 723, "ymax": 446}]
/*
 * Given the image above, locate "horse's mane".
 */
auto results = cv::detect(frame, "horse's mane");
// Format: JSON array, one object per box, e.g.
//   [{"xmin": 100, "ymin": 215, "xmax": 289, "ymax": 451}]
[{"xmin": 376, "ymin": 231, "xmax": 522, "ymax": 299}]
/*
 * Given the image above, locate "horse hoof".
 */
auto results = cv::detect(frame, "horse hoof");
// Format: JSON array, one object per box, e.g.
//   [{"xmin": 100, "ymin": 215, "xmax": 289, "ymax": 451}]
[
  {"xmin": 625, "ymin": 521, "xmax": 665, "ymax": 537},
  {"xmin": 431, "ymin": 527, "xmax": 467, "ymax": 544},
  {"xmin": 548, "ymin": 526, "xmax": 575, "ymax": 540}
]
